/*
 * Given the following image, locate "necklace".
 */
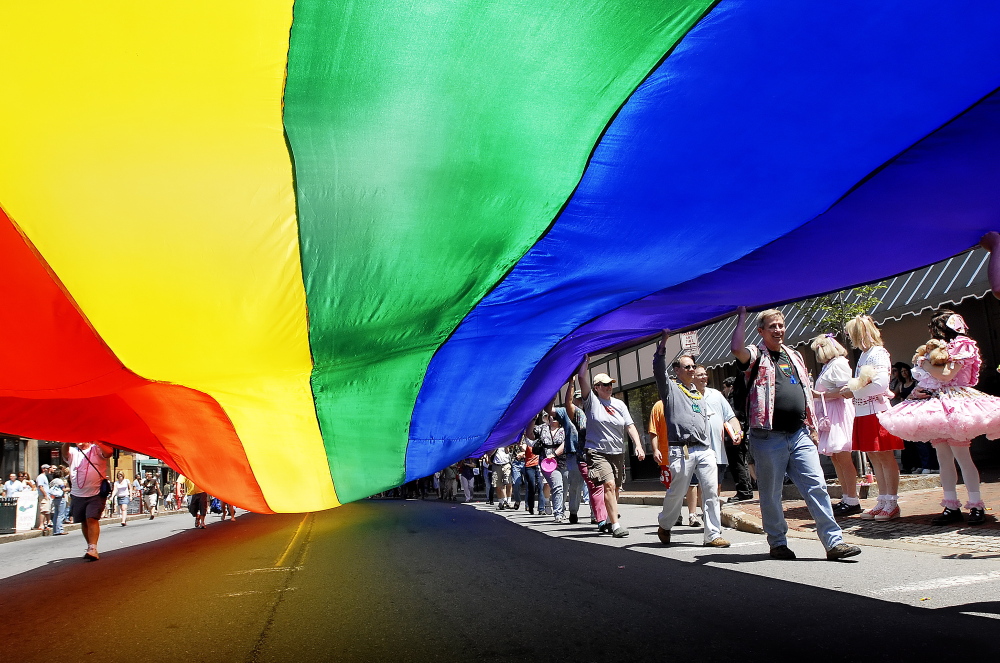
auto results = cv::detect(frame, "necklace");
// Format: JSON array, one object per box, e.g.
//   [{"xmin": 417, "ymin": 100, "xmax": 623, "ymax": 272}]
[
  {"xmin": 676, "ymin": 381, "xmax": 703, "ymax": 400},
  {"xmin": 676, "ymin": 380, "xmax": 709, "ymax": 417},
  {"xmin": 775, "ymin": 350, "xmax": 794, "ymax": 378}
]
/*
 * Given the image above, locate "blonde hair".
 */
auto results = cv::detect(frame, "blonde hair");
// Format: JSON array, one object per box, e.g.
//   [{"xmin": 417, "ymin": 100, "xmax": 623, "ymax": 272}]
[
  {"xmin": 756, "ymin": 309, "xmax": 784, "ymax": 329},
  {"xmin": 810, "ymin": 334, "xmax": 848, "ymax": 364},
  {"xmin": 844, "ymin": 315, "xmax": 883, "ymax": 350}
]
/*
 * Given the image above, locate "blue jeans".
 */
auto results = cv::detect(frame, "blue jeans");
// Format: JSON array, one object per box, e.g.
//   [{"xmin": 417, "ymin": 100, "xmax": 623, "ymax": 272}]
[
  {"xmin": 749, "ymin": 427, "xmax": 843, "ymax": 550},
  {"xmin": 520, "ymin": 465, "xmax": 539, "ymax": 511},
  {"xmin": 51, "ymin": 497, "xmax": 66, "ymax": 534},
  {"xmin": 483, "ymin": 466, "xmax": 492, "ymax": 502},
  {"xmin": 511, "ymin": 461, "xmax": 525, "ymax": 503},
  {"xmin": 541, "ymin": 465, "xmax": 564, "ymax": 518},
  {"xmin": 564, "ymin": 453, "xmax": 585, "ymax": 515}
]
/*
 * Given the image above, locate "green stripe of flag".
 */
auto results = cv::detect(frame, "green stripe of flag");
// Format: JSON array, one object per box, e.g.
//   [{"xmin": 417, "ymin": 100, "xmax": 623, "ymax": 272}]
[{"xmin": 284, "ymin": 0, "xmax": 714, "ymax": 502}]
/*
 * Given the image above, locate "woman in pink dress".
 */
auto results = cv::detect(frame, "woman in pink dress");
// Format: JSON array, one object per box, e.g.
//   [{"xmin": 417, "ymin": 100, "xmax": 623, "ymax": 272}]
[
  {"xmin": 879, "ymin": 310, "xmax": 1000, "ymax": 525},
  {"xmin": 810, "ymin": 334, "xmax": 858, "ymax": 516}
]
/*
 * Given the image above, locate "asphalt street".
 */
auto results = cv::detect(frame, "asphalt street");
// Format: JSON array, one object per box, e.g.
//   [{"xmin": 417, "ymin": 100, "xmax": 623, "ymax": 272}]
[{"xmin": 1, "ymin": 500, "xmax": 998, "ymax": 662}]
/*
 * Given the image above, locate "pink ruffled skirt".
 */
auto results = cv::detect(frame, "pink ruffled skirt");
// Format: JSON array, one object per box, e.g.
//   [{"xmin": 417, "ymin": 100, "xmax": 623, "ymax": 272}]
[
  {"xmin": 878, "ymin": 386, "xmax": 1000, "ymax": 443},
  {"xmin": 814, "ymin": 394, "xmax": 854, "ymax": 456}
]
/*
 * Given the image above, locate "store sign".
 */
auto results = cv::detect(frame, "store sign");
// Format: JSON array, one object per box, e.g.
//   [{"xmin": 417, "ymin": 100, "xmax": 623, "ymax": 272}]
[{"xmin": 16, "ymin": 493, "xmax": 37, "ymax": 532}]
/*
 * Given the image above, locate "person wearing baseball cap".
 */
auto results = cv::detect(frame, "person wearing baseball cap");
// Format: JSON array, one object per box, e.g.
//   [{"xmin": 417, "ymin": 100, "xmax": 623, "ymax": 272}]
[
  {"xmin": 572, "ymin": 362, "xmax": 645, "ymax": 537},
  {"xmin": 37, "ymin": 465, "xmax": 52, "ymax": 531}
]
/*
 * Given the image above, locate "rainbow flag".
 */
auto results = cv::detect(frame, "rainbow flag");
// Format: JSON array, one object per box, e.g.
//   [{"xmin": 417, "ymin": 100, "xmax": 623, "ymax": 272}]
[{"xmin": 1, "ymin": 1, "xmax": 998, "ymax": 512}]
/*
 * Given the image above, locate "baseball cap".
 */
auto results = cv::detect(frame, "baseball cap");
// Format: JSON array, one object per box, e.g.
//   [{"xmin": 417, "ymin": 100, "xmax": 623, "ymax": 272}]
[{"xmin": 593, "ymin": 373, "xmax": 616, "ymax": 385}]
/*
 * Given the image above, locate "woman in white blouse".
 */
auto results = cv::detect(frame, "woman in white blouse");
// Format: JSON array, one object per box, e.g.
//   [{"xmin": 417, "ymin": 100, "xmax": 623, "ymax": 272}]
[
  {"xmin": 113, "ymin": 471, "xmax": 131, "ymax": 526},
  {"xmin": 841, "ymin": 316, "xmax": 904, "ymax": 521},
  {"xmin": 810, "ymin": 334, "xmax": 858, "ymax": 516}
]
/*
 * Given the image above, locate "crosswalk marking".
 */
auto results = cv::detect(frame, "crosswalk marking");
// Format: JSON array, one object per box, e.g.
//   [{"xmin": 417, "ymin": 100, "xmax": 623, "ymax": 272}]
[{"xmin": 871, "ymin": 570, "xmax": 1000, "ymax": 595}]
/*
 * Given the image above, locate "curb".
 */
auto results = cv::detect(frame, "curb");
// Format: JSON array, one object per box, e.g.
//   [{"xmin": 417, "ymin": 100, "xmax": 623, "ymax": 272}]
[
  {"xmin": 786, "ymin": 474, "xmax": 941, "ymax": 500},
  {"xmin": 0, "ymin": 509, "xmax": 186, "ymax": 546},
  {"xmin": 618, "ymin": 495, "xmax": 664, "ymax": 507},
  {"xmin": 619, "ymin": 493, "xmax": 766, "ymax": 535}
]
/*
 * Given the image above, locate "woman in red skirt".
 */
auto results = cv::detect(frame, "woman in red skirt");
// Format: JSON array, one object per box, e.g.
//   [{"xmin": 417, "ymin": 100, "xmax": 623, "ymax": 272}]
[{"xmin": 841, "ymin": 315, "xmax": 904, "ymax": 520}]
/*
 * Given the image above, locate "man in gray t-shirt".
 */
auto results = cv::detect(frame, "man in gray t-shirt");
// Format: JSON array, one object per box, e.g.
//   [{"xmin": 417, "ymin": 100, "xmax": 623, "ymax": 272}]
[{"xmin": 652, "ymin": 332, "xmax": 730, "ymax": 549}]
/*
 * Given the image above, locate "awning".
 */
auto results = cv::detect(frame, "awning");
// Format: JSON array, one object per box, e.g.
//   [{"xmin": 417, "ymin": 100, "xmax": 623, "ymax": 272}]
[{"xmin": 691, "ymin": 247, "xmax": 991, "ymax": 368}]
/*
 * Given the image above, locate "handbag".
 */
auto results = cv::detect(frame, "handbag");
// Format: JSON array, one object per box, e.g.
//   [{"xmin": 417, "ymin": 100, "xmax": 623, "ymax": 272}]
[{"xmin": 816, "ymin": 393, "xmax": 832, "ymax": 433}]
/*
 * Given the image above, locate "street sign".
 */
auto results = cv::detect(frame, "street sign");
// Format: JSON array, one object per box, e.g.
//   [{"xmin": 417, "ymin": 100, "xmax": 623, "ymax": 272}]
[{"xmin": 679, "ymin": 331, "xmax": 700, "ymax": 357}]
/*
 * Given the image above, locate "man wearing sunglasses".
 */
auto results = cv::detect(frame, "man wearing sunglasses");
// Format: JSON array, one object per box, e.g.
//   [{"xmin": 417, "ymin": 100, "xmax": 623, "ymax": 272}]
[{"xmin": 652, "ymin": 335, "xmax": 730, "ymax": 548}]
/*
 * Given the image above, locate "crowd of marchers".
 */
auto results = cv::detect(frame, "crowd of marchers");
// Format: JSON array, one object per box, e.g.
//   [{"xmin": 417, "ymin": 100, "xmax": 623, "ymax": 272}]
[{"xmin": 411, "ymin": 307, "xmax": 1000, "ymax": 560}]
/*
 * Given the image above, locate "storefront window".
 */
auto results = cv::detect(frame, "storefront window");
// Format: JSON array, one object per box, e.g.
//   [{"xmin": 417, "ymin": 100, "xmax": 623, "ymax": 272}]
[{"xmin": 621, "ymin": 383, "xmax": 661, "ymax": 481}]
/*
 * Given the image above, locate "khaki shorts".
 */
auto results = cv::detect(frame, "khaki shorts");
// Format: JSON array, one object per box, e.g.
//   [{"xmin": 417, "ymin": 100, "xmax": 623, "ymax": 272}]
[
  {"xmin": 491, "ymin": 463, "xmax": 512, "ymax": 486},
  {"xmin": 586, "ymin": 450, "xmax": 625, "ymax": 488}
]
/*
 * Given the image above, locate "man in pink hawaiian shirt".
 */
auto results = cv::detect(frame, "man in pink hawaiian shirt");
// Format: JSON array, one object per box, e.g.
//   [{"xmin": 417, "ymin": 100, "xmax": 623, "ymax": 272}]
[{"xmin": 731, "ymin": 307, "xmax": 860, "ymax": 562}]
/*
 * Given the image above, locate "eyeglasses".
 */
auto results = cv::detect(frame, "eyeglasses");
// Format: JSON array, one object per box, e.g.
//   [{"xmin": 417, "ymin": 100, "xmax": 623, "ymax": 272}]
[{"xmin": 678, "ymin": 365, "xmax": 695, "ymax": 370}]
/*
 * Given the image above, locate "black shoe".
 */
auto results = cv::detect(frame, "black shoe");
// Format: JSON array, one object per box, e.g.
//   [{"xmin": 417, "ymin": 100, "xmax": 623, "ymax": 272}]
[
  {"xmin": 675, "ymin": 515, "xmax": 683, "ymax": 527},
  {"xmin": 931, "ymin": 507, "xmax": 964, "ymax": 525},
  {"xmin": 598, "ymin": 521, "xmax": 612, "ymax": 534},
  {"xmin": 769, "ymin": 545, "xmax": 796, "ymax": 560},
  {"xmin": 568, "ymin": 513, "xmax": 578, "ymax": 524},
  {"xmin": 826, "ymin": 543, "xmax": 862, "ymax": 561},
  {"xmin": 527, "ymin": 507, "xmax": 534, "ymax": 515},
  {"xmin": 513, "ymin": 502, "xmax": 520, "ymax": 511},
  {"xmin": 728, "ymin": 493, "xmax": 754, "ymax": 503},
  {"xmin": 967, "ymin": 507, "xmax": 986, "ymax": 526},
  {"xmin": 497, "ymin": 502, "xmax": 505, "ymax": 510},
  {"xmin": 657, "ymin": 527, "xmax": 671, "ymax": 545},
  {"xmin": 832, "ymin": 501, "xmax": 862, "ymax": 517}
]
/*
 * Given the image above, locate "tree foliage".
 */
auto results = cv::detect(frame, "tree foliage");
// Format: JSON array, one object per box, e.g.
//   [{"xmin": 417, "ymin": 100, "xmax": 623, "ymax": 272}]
[{"xmin": 793, "ymin": 284, "xmax": 887, "ymax": 336}]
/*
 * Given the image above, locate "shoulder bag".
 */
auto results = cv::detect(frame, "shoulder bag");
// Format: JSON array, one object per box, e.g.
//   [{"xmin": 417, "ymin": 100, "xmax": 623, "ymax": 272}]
[
  {"xmin": 80, "ymin": 447, "xmax": 112, "ymax": 498},
  {"xmin": 816, "ymin": 393, "xmax": 832, "ymax": 433}
]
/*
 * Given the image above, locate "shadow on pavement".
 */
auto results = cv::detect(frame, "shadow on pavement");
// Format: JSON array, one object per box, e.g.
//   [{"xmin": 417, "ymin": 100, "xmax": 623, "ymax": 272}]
[{"xmin": 0, "ymin": 500, "xmax": 995, "ymax": 662}]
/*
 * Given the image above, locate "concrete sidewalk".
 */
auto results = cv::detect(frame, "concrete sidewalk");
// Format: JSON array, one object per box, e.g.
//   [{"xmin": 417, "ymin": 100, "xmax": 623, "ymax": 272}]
[
  {"xmin": 620, "ymin": 474, "xmax": 1000, "ymax": 554},
  {"xmin": 0, "ymin": 508, "xmax": 188, "ymax": 545}
]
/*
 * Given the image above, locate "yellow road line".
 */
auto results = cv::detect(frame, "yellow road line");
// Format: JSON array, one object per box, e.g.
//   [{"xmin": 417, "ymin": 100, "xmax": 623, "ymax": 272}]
[{"xmin": 274, "ymin": 513, "xmax": 312, "ymax": 568}]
